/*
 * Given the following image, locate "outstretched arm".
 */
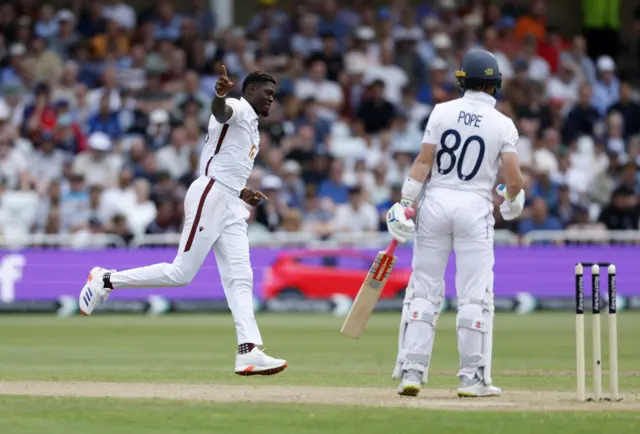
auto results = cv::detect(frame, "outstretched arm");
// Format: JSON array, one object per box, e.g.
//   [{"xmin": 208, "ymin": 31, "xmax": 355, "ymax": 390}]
[{"xmin": 211, "ymin": 65, "xmax": 234, "ymax": 124}]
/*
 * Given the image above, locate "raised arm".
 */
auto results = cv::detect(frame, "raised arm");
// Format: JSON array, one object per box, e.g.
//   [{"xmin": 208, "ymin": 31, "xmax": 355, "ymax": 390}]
[{"xmin": 211, "ymin": 65, "xmax": 235, "ymax": 124}]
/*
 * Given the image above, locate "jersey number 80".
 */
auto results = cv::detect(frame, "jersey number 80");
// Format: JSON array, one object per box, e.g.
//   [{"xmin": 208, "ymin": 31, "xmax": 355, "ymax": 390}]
[{"xmin": 436, "ymin": 129, "xmax": 485, "ymax": 181}]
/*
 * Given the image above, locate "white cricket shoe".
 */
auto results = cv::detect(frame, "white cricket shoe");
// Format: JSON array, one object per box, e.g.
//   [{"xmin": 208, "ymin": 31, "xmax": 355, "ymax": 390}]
[
  {"xmin": 79, "ymin": 267, "xmax": 113, "ymax": 316},
  {"xmin": 235, "ymin": 347, "xmax": 287, "ymax": 376},
  {"xmin": 456, "ymin": 375, "xmax": 502, "ymax": 397},
  {"xmin": 397, "ymin": 369, "xmax": 422, "ymax": 396}
]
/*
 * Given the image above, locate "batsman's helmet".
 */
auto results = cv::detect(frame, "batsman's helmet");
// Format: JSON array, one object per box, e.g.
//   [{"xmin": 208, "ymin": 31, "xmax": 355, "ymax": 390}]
[{"xmin": 455, "ymin": 49, "xmax": 502, "ymax": 93}]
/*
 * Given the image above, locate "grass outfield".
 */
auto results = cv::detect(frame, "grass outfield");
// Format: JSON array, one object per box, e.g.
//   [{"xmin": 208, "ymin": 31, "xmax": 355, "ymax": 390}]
[{"xmin": 1, "ymin": 313, "xmax": 639, "ymax": 433}]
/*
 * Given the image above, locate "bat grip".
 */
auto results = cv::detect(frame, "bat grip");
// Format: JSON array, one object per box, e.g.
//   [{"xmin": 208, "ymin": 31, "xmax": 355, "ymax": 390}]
[{"xmin": 384, "ymin": 239, "xmax": 399, "ymax": 256}]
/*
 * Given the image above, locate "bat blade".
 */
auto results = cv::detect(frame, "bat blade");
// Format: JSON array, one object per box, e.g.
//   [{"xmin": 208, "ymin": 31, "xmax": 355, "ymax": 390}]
[{"xmin": 340, "ymin": 251, "xmax": 397, "ymax": 339}]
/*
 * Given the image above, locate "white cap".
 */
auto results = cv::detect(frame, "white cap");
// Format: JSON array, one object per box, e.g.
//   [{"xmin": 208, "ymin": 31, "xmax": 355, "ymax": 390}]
[
  {"xmin": 9, "ymin": 43, "xmax": 26, "ymax": 57},
  {"xmin": 150, "ymin": 109, "xmax": 169, "ymax": 124},
  {"xmin": 88, "ymin": 132, "xmax": 112, "ymax": 151},
  {"xmin": 0, "ymin": 101, "xmax": 10, "ymax": 120},
  {"xmin": 430, "ymin": 57, "xmax": 448, "ymax": 71},
  {"xmin": 432, "ymin": 33, "xmax": 452, "ymax": 50},
  {"xmin": 56, "ymin": 9, "xmax": 75, "ymax": 22},
  {"xmin": 261, "ymin": 174, "xmax": 282, "ymax": 190},
  {"xmin": 282, "ymin": 160, "xmax": 301, "ymax": 175},
  {"xmin": 596, "ymin": 55, "xmax": 615, "ymax": 72},
  {"xmin": 355, "ymin": 26, "xmax": 375, "ymax": 41}
]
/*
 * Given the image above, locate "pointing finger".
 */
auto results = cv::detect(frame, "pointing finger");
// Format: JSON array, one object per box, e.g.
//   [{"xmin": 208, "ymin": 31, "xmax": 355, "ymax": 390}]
[
  {"xmin": 256, "ymin": 191, "xmax": 269, "ymax": 202},
  {"xmin": 221, "ymin": 65, "xmax": 228, "ymax": 77}
]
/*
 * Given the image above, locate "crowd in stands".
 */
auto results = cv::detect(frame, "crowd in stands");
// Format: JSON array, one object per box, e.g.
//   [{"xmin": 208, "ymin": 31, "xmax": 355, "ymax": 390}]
[{"xmin": 0, "ymin": 0, "xmax": 638, "ymax": 246}]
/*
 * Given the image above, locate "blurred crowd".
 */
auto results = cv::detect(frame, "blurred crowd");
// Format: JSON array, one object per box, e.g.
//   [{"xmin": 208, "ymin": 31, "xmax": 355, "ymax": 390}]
[{"xmin": 0, "ymin": 0, "xmax": 638, "ymax": 246}]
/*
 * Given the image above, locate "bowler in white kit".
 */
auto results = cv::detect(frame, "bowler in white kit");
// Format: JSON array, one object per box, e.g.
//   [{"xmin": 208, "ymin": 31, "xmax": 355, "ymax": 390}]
[
  {"xmin": 386, "ymin": 49, "xmax": 525, "ymax": 397},
  {"xmin": 78, "ymin": 67, "xmax": 288, "ymax": 376}
]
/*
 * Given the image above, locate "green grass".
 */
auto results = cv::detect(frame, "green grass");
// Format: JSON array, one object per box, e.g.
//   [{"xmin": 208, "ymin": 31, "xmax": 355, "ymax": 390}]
[
  {"xmin": 1, "ymin": 313, "xmax": 639, "ymax": 433},
  {"xmin": 1, "ymin": 396, "xmax": 640, "ymax": 434},
  {"xmin": 1, "ymin": 313, "xmax": 638, "ymax": 390}
]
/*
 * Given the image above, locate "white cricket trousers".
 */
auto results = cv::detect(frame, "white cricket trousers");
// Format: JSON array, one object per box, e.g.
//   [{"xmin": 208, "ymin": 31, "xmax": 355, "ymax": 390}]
[
  {"xmin": 110, "ymin": 175, "xmax": 262, "ymax": 346},
  {"xmin": 413, "ymin": 188, "xmax": 495, "ymax": 303}
]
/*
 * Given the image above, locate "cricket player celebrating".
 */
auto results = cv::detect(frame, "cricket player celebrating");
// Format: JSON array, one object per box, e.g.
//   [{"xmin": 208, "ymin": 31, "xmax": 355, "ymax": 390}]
[
  {"xmin": 386, "ymin": 49, "xmax": 525, "ymax": 397},
  {"xmin": 78, "ymin": 67, "xmax": 288, "ymax": 376}
]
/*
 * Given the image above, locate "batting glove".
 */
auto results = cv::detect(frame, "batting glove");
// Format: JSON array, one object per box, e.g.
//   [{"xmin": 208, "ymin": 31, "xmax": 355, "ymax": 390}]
[
  {"xmin": 495, "ymin": 184, "xmax": 525, "ymax": 221},
  {"xmin": 386, "ymin": 202, "xmax": 416, "ymax": 243}
]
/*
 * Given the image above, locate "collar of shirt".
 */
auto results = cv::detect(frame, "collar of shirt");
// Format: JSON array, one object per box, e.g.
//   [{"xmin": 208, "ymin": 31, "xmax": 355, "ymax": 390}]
[
  {"xmin": 240, "ymin": 97, "xmax": 259, "ymax": 120},
  {"xmin": 463, "ymin": 90, "xmax": 497, "ymax": 108}
]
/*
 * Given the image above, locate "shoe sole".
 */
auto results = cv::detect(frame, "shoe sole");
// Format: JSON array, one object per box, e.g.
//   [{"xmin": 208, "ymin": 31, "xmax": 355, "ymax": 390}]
[
  {"xmin": 235, "ymin": 362, "xmax": 288, "ymax": 376},
  {"xmin": 398, "ymin": 385, "xmax": 421, "ymax": 397}
]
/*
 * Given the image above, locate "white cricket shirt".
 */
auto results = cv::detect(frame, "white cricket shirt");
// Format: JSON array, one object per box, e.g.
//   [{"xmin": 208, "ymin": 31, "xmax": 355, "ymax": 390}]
[
  {"xmin": 422, "ymin": 90, "xmax": 519, "ymax": 202},
  {"xmin": 200, "ymin": 97, "xmax": 260, "ymax": 193}
]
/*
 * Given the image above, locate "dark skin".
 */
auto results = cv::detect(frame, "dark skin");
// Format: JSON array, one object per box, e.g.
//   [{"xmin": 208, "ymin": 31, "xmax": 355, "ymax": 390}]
[{"xmin": 211, "ymin": 64, "xmax": 275, "ymax": 206}]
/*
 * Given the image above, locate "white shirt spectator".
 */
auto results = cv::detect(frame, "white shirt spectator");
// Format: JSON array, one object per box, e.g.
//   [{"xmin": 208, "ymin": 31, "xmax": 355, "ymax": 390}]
[
  {"xmin": 333, "ymin": 201, "xmax": 378, "ymax": 233},
  {"xmin": 363, "ymin": 65, "xmax": 408, "ymax": 105},
  {"xmin": 0, "ymin": 145, "xmax": 27, "ymax": 190},
  {"xmin": 29, "ymin": 146, "xmax": 65, "ymax": 193},
  {"xmin": 157, "ymin": 144, "xmax": 191, "ymax": 179},
  {"xmin": 72, "ymin": 133, "xmax": 123, "ymax": 187},
  {"xmin": 527, "ymin": 56, "xmax": 551, "ymax": 82},
  {"xmin": 294, "ymin": 78, "xmax": 343, "ymax": 121},
  {"xmin": 546, "ymin": 75, "xmax": 580, "ymax": 104}
]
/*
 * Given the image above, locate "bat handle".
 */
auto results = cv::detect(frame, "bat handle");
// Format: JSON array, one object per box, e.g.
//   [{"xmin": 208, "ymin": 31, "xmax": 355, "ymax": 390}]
[{"xmin": 384, "ymin": 239, "xmax": 399, "ymax": 256}]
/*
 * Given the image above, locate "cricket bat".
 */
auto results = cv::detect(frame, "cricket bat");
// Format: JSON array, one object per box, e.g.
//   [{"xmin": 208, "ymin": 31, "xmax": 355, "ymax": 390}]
[{"xmin": 341, "ymin": 208, "xmax": 415, "ymax": 339}]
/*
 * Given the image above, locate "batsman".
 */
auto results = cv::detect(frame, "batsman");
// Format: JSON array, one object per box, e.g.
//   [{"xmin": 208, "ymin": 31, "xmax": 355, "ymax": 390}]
[{"xmin": 385, "ymin": 49, "xmax": 525, "ymax": 398}]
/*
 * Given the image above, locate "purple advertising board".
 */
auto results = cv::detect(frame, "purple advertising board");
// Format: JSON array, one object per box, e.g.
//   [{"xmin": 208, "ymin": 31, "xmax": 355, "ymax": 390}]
[{"xmin": 0, "ymin": 246, "xmax": 639, "ymax": 303}]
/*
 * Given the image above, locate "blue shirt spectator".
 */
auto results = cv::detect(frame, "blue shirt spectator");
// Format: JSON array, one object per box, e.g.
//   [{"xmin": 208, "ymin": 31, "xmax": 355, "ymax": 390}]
[
  {"xmin": 518, "ymin": 198, "xmax": 564, "ymax": 234},
  {"xmin": 592, "ymin": 56, "xmax": 620, "ymax": 116}
]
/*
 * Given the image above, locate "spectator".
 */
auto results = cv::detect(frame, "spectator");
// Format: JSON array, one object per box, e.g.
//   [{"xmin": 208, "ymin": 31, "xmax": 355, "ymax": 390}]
[
  {"xmin": 72, "ymin": 132, "xmax": 123, "ymax": 187},
  {"xmin": 560, "ymin": 35, "xmax": 596, "ymax": 84},
  {"xmin": 154, "ymin": 1, "xmax": 182, "ymax": 41},
  {"xmin": 363, "ymin": 45, "xmax": 408, "ymax": 105},
  {"xmin": 156, "ymin": 126, "xmax": 190, "ymax": 179},
  {"xmin": 280, "ymin": 160, "xmax": 305, "ymax": 210},
  {"xmin": 0, "ymin": 132, "xmax": 30, "ymax": 190},
  {"xmin": 357, "ymin": 79, "xmax": 395, "ymax": 135},
  {"xmin": 60, "ymin": 173, "xmax": 90, "ymax": 233},
  {"xmin": 302, "ymin": 190, "xmax": 334, "ymax": 238},
  {"xmin": 123, "ymin": 179, "xmax": 157, "ymax": 235},
  {"xmin": 607, "ymin": 82, "xmax": 640, "ymax": 139},
  {"xmin": 145, "ymin": 109, "xmax": 172, "ymax": 150},
  {"xmin": 146, "ymin": 199, "xmax": 179, "ymax": 234},
  {"xmin": 294, "ymin": 59, "xmax": 343, "ymax": 121},
  {"xmin": 308, "ymin": 32, "xmax": 343, "ymax": 83},
  {"xmin": 518, "ymin": 197, "xmax": 563, "ymax": 234},
  {"xmin": 23, "ymin": 35, "xmax": 63, "ymax": 85},
  {"xmin": 592, "ymin": 56, "xmax": 620, "ymax": 116},
  {"xmin": 519, "ymin": 34, "xmax": 550, "ymax": 83},
  {"xmin": 317, "ymin": 158, "xmax": 348, "ymax": 205},
  {"xmin": 514, "ymin": 0, "xmax": 547, "ymax": 42},
  {"xmin": 91, "ymin": 18, "xmax": 130, "ymax": 61},
  {"xmin": 87, "ymin": 94, "xmax": 122, "ymax": 141},
  {"xmin": 332, "ymin": 186, "xmax": 378, "ymax": 233},
  {"xmin": 598, "ymin": 187, "xmax": 640, "ymax": 230},
  {"xmin": 30, "ymin": 130, "xmax": 64, "ymax": 193},
  {"xmin": 77, "ymin": 3, "xmax": 107, "ymax": 38},
  {"xmin": 49, "ymin": 10, "xmax": 79, "ymax": 61},
  {"xmin": 399, "ymin": 85, "xmax": 431, "ymax": 133},
  {"xmin": 255, "ymin": 174, "xmax": 287, "ymax": 231},
  {"xmin": 291, "ymin": 14, "xmax": 322, "ymax": 58},
  {"xmin": 562, "ymin": 84, "xmax": 600, "ymax": 143},
  {"xmin": 103, "ymin": 0, "xmax": 137, "ymax": 31}
]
